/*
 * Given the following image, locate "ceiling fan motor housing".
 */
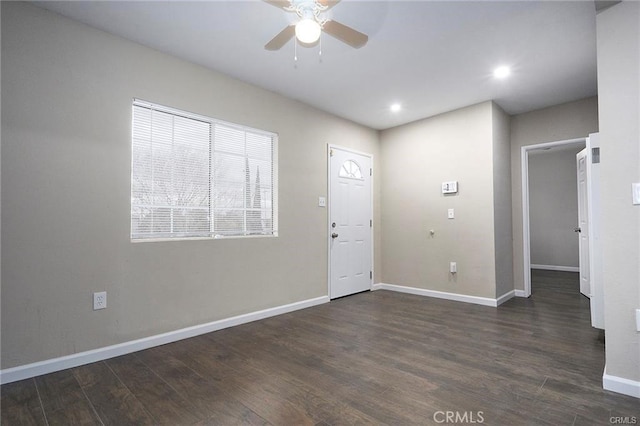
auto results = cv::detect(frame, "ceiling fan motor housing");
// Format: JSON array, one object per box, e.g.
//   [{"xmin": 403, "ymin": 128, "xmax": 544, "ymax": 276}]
[{"xmin": 287, "ymin": 0, "xmax": 328, "ymax": 21}]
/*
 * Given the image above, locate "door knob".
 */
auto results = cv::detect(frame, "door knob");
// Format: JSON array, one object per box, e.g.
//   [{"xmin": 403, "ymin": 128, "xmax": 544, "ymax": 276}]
[
  {"xmin": 574, "ymin": 227, "xmax": 581, "ymax": 233},
  {"xmin": 331, "ymin": 233, "xmax": 339, "ymax": 239}
]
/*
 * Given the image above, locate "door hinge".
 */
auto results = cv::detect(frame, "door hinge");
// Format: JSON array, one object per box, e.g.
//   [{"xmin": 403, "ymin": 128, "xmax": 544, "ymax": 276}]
[
  {"xmin": 370, "ymin": 219, "xmax": 372, "ymax": 227},
  {"xmin": 370, "ymin": 271, "xmax": 373, "ymax": 280},
  {"xmin": 330, "ymin": 148, "xmax": 334, "ymax": 157},
  {"xmin": 370, "ymin": 168, "xmax": 372, "ymax": 176}
]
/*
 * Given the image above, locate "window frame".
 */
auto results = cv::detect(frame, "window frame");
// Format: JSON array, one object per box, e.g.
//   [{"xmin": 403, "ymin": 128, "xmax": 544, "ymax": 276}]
[{"xmin": 130, "ymin": 99, "xmax": 278, "ymax": 242}]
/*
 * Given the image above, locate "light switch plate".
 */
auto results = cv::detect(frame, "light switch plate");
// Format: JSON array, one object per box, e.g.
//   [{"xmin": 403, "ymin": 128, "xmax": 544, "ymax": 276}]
[
  {"xmin": 636, "ymin": 309, "xmax": 640, "ymax": 332},
  {"xmin": 632, "ymin": 183, "xmax": 640, "ymax": 205},
  {"xmin": 448, "ymin": 208, "xmax": 455, "ymax": 219},
  {"xmin": 318, "ymin": 196, "xmax": 326, "ymax": 207}
]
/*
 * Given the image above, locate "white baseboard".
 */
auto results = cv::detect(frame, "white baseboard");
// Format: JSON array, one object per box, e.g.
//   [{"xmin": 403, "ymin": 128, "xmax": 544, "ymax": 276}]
[
  {"xmin": 603, "ymin": 365, "xmax": 640, "ymax": 398},
  {"xmin": 496, "ymin": 290, "xmax": 515, "ymax": 306},
  {"xmin": 531, "ymin": 264, "xmax": 579, "ymax": 273},
  {"xmin": 0, "ymin": 295, "xmax": 329, "ymax": 385},
  {"xmin": 372, "ymin": 283, "xmax": 513, "ymax": 307},
  {"xmin": 514, "ymin": 289, "xmax": 528, "ymax": 298}
]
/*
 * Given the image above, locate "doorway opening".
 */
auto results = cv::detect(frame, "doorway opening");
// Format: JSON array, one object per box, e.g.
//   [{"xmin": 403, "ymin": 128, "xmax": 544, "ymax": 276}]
[
  {"xmin": 521, "ymin": 137, "xmax": 586, "ymax": 298},
  {"xmin": 522, "ymin": 134, "xmax": 604, "ymax": 330}
]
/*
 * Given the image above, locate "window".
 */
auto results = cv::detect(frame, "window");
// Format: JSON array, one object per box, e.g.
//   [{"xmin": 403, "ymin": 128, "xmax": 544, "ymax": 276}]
[
  {"xmin": 339, "ymin": 160, "xmax": 363, "ymax": 179},
  {"xmin": 131, "ymin": 100, "xmax": 278, "ymax": 240}
]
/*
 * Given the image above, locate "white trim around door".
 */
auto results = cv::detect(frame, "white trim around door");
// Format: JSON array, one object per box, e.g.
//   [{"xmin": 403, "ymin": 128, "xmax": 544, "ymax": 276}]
[{"xmin": 521, "ymin": 137, "xmax": 586, "ymax": 297}]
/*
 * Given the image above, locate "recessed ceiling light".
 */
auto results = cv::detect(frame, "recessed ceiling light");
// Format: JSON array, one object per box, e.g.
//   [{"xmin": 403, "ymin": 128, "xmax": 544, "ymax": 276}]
[
  {"xmin": 493, "ymin": 66, "xmax": 511, "ymax": 79},
  {"xmin": 390, "ymin": 103, "xmax": 401, "ymax": 112}
]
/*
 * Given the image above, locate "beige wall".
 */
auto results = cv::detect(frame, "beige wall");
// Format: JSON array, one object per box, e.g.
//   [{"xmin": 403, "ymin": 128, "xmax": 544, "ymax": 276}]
[
  {"xmin": 596, "ymin": 1, "xmax": 640, "ymax": 383},
  {"xmin": 492, "ymin": 103, "xmax": 513, "ymax": 298},
  {"xmin": 380, "ymin": 101, "xmax": 510, "ymax": 299},
  {"xmin": 1, "ymin": 2, "xmax": 380, "ymax": 368},
  {"xmin": 528, "ymin": 146, "xmax": 583, "ymax": 268},
  {"xmin": 510, "ymin": 97, "xmax": 599, "ymax": 292}
]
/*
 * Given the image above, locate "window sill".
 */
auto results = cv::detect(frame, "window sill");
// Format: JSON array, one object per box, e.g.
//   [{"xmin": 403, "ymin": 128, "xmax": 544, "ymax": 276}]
[{"xmin": 131, "ymin": 233, "xmax": 279, "ymax": 243}]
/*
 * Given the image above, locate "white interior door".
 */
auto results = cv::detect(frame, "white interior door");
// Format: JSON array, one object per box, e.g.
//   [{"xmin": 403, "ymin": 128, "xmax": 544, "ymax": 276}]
[
  {"xmin": 576, "ymin": 148, "xmax": 591, "ymax": 298},
  {"xmin": 329, "ymin": 146, "xmax": 372, "ymax": 299},
  {"xmin": 587, "ymin": 134, "xmax": 604, "ymax": 329}
]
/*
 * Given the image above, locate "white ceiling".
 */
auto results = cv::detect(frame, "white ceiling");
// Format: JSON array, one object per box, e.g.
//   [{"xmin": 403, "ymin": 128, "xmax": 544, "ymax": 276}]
[{"xmin": 33, "ymin": 0, "xmax": 598, "ymax": 130}]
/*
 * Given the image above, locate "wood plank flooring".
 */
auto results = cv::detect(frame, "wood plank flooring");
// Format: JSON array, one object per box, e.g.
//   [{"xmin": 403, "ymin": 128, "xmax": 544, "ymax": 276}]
[{"xmin": 2, "ymin": 270, "xmax": 639, "ymax": 425}]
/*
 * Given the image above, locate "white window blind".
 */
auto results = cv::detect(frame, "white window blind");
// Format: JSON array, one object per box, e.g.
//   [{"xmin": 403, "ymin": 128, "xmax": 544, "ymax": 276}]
[{"xmin": 131, "ymin": 100, "xmax": 278, "ymax": 240}]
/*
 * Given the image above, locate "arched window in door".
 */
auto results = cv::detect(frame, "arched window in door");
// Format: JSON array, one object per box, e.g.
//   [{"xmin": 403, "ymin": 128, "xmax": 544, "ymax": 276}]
[{"xmin": 339, "ymin": 160, "xmax": 363, "ymax": 179}]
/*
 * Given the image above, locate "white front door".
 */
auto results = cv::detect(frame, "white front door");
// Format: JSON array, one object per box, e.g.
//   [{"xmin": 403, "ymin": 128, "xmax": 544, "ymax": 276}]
[
  {"xmin": 576, "ymin": 148, "xmax": 591, "ymax": 298},
  {"xmin": 329, "ymin": 146, "xmax": 373, "ymax": 299}
]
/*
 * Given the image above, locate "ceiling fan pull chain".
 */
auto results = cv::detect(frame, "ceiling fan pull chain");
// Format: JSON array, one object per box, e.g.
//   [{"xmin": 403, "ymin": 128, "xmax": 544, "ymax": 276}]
[{"xmin": 294, "ymin": 39, "xmax": 298, "ymax": 63}]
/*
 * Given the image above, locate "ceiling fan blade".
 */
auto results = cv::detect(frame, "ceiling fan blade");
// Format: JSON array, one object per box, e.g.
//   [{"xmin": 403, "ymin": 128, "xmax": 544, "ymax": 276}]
[
  {"xmin": 263, "ymin": 0, "xmax": 291, "ymax": 9},
  {"xmin": 265, "ymin": 25, "xmax": 296, "ymax": 50},
  {"xmin": 323, "ymin": 20, "xmax": 368, "ymax": 49}
]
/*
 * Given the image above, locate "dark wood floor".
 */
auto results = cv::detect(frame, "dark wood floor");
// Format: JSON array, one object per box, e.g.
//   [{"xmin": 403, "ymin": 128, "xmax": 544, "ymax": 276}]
[{"xmin": 2, "ymin": 270, "xmax": 639, "ymax": 425}]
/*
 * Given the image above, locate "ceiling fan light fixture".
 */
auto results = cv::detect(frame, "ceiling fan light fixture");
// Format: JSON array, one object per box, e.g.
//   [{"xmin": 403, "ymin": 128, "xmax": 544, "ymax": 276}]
[{"xmin": 295, "ymin": 18, "xmax": 322, "ymax": 44}]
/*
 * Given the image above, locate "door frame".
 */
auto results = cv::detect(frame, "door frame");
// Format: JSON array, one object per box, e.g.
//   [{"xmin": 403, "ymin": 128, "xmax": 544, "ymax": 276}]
[
  {"xmin": 520, "ymin": 137, "xmax": 586, "ymax": 297},
  {"xmin": 327, "ymin": 144, "xmax": 374, "ymax": 299}
]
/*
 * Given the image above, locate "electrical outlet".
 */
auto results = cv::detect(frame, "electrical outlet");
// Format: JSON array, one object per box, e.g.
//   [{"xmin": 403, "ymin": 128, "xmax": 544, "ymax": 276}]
[
  {"xmin": 450, "ymin": 262, "xmax": 457, "ymax": 273},
  {"xmin": 93, "ymin": 291, "xmax": 107, "ymax": 310}
]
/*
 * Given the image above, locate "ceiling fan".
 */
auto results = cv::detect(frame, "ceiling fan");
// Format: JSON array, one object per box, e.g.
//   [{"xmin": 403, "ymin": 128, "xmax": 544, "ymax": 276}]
[{"xmin": 264, "ymin": 0, "xmax": 368, "ymax": 50}]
